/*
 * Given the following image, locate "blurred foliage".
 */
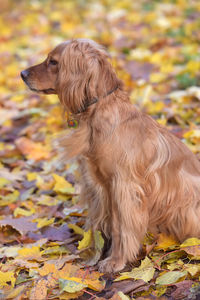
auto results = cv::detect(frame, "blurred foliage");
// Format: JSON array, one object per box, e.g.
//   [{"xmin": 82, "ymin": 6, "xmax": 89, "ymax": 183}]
[{"xmin": 0, "ymin": 0, "xmax": 200, "ymax": 299}]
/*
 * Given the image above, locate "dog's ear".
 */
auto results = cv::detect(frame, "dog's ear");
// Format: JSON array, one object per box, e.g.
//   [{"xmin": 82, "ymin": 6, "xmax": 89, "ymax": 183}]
[{"xmin": 57, "ymin": 40, "xmax": 121, "ymax": 114}]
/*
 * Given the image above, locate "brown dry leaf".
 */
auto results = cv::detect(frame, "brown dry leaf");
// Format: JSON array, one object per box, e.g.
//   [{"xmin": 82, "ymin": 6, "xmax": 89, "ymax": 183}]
[
  {"xmin": 30, "ymin": 279, "xmax": 48, "ymax": 300},
  {"xmin": 180, "ymin": 238, "xmax": 200, "ymax": 258},
  {"xmin": 0, "ymin": 217, "xmax": 37, "ymax": 235}
]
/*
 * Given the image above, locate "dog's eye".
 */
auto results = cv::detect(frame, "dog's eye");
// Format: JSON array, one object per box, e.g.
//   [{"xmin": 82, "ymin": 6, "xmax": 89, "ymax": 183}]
[{"xmin": 49, "ymin": 59, "xmax": 58, "ymax": 66}]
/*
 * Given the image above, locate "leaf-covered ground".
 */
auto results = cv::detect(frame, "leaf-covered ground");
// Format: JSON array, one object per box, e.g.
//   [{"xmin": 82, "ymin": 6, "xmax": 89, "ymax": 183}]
[{"xmin": 0, "ymin": 0, "xmax": 200, "ymax": 299}]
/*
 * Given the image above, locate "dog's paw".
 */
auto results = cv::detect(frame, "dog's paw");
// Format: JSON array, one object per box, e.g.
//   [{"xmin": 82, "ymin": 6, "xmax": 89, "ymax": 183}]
[{"xmin": 98, "ymin": 257, "xmax": 125, "ymax": 273}]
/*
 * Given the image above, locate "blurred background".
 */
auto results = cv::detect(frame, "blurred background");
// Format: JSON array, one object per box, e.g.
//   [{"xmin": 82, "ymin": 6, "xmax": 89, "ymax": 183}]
[{"xmin": 0, "ymin": 0, "xmax": 200, "ymax": 155}]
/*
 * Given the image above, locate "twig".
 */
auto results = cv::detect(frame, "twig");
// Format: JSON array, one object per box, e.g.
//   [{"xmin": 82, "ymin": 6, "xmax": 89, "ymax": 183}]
[
  {"xmin": 153, "ymin": 249, "xmax": 184, "ymax": 269},
  {"xmin": 83, "ymin": 289, "xmax": 99, "ymax": 299}
]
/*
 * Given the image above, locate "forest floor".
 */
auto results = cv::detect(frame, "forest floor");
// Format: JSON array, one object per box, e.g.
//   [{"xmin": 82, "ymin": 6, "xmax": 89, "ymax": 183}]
[{"xmin": 0, "ymin": 0, "xmax": 200, "ymax": 299}]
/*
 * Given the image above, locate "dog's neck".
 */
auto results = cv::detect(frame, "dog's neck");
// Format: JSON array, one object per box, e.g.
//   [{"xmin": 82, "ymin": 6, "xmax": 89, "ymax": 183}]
[{"xmin": 74, "ymin": 85, "xmax": 119, "ymax": 115}]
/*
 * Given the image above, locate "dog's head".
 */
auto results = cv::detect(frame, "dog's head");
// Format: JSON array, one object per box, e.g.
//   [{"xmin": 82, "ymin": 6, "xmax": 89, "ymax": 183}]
[{"xmin": 21, "ymin": 39, "xmax": 121, "ymax": 114}]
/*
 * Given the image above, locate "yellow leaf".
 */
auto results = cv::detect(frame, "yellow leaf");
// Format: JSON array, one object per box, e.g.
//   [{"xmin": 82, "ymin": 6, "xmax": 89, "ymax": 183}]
[
  {"xmin": 27, "ymin": 172, "xmax": 37, "ymax": 181},
  {"xmin": 0, "ymin": 271, "xmax": 15, "ymax": 288},
  {"xmin": 18, "ymin": 246, "xmax": 42, "ymax": 261},
  {"xmin": 39, "ymin": 262, "xmax": 58, "ymax": 277},
  {"xmin": 180, "ymin": 238, "xmax": 200, "ymax": 258},
  {"xmin": 84, "ymin": 277, "xmax": 105, "ymax": 292},
  {"xmin": 68, "ymin": 224, "xmax": 84, "ymax": 236},
  {"xmin": 150, "ymin": 73, "xmax": 166, "ymax": 83},
  {"xmin": 155, "ymin": 233, "xmax": 178, "ymax": 250},
  {"xmin": 167, "ymin": 260, "xmax": 184, "ymax": 271},
  {"xmin": 78, "ymin": 230, "xmax": 92, "ymax": 250},
  {"xmin": 14, "ymin": 207, "xmax": 35, "ymax": 217},
  {"xmin": 38, "ymin": 195, "xmax": 60, "ymax": 206},
  {"xmin": 0, "ymin": 190, "xmax": 19, "ymax": 206},
  {"xmin": 59, "ymin": 291, "xmax": 83, "ymax": 299},
  {"xmin": 42, "ymin": 245, "xmax": 68, "ymax": 256},
  {"xmin": 160, "ymin": 64, "xmax": 173, "ymax": 73},
  {"xmin": 181, "ymin": 238, "xmax": 200, "ymax": 248},
  {"xmin": 34, "ymin": 217, "xmax": 55, "ymax": 228},
  {"xmin": 116, "ymin": 257, "xmax": 155, "ymax": 283},
  {"xmin": 53, "ymin": 173, "xmax": 74, "ymax": 194},
  {"xmin": 157, "ymin": 118, "xmax": 167, "ymax": 126},
  {"xmin": 186, "ymin": 61, "xmax": 200, "ymax": 74},
  {"xmin": 183, "ymin": 130, "xmax": 200, "ymax": 140},
  {"xmin": 184, "ymin": 264, "xmax": 200, "ymax": 276},
  {"xmin": 58, "ymin": 263, "xmax": 104, "ymax": 291},
  {"xmin": 6, "ymin": 284, "xmax": 25, "ymax": 299},
  {"xmin": 146, "ymin": 101, "xmax": 164, "ymax": 115},
  {"xmin": 0, "ymin": 177, "xmax": 10, "ymax": 188}
]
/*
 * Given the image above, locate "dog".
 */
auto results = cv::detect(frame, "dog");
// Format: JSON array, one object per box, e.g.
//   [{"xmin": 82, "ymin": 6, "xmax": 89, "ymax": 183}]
[{"xmin": 21, "ymin": 39, "xmax": 200, "ymax": 273}]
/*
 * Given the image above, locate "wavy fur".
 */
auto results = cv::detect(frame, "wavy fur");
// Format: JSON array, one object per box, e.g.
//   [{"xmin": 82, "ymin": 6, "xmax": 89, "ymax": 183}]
[{"xmin": 21, "ymin": 39, "xmax": 200, "ymax": 273}]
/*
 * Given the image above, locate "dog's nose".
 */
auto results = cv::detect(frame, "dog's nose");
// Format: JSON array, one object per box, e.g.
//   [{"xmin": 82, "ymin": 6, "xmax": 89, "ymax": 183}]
[{"xmin": 21, "ymin": 70, "xmax": 29, "ymax": 81}]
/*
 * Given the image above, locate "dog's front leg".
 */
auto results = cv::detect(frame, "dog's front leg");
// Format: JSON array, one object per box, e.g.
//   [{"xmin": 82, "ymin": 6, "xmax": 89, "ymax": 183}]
[{"xmin": 98, "ymin": 180, "xmax": 149, "ymax": 273}]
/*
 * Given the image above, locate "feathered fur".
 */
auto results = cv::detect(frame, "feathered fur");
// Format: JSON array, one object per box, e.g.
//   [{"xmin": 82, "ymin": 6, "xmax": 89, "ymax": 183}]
[{"xmin": 21, "ymin": 39, "xmax": 200, "ymax": 272}]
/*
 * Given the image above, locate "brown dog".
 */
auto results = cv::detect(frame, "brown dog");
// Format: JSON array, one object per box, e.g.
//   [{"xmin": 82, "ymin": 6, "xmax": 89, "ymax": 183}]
[{"xmin": 21, "ymin": 39, "xmax": 200, "ymax": 273}]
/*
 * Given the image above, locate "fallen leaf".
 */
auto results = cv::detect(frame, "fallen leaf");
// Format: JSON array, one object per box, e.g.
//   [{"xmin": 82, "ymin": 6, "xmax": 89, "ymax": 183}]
[
  {"xmin": 78, "ymin": 229, "xmax": 92, "ymax": 250},
  {"xmin": 155, "ymin": 233, "xmax": 178, "ymax": 250},
  {"xmin": 0, "ymin": 271, "xmax": 15, "ymax": 288},
  {"xmin": 116, "ymin": 257, "xmax": 155, "ymax": 283},
  {"xmin": 111, "ymin": 291, "xmax": 130, "ymax": 300},
  {"xmin": 180, "ymin": 238, "xmax": 200, "ymax": 258},
  {"xmin": 156, "ymin": 271, "xmax": 187, "ymax": 285},
  {"xmin": 18, "ymin": 246, "xmax": 43, "ymax": 261},
  {"xmin": 6, "ymin": 284, "xmax": 26, "ymax": 299},
  {"xmin": 34, "ymin": 217, "xmax": 55, "ymax": 229},
  {"xmin": 53, "ymin": 173, "xmax": 75, "ymax": 194},
  {"xmin": 16, "ymin": 137, "xmax": 51, "ymax": 161},
  {"xmin": 30, "ymin": 279, "xmax": 48, "ymax": 300},
  {"xmin": 41, "ymin": 224, "xmax": 71, "ymax": 241},
  {"xmin": 59, "ymin": 278, "xmax": 87, "ymax": 293},
  {"xmin": 68, "ymin": 224, "xmax": 84, "ymax": 236},
  {"xmin": 0, "ymin": 217, "xmax": 37, "ymax": 235}
]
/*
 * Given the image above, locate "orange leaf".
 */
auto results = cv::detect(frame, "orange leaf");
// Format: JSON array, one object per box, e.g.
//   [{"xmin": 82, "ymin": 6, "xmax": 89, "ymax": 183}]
[{"xmin": 15, "ymin": 137, "xmax": 51, "ymax": 161}]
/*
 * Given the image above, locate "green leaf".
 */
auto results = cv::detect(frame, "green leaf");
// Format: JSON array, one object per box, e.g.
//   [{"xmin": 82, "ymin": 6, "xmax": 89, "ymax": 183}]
[
  {"xmin": 176, "ymin": 73, "xmax": 198, "ymax": 89},
  {"xmin": 59, "ymin": 278, "xmax": 87, "ymax": 293},
  {"xmin": 94, "ymin": 230, "xmax": 104, "ymax": 252},
  {"xmin": 87, "ymin": 231, "xmax": 104, "ymax": 266},
  {"xmin": 156, "ymin": 271, "xmax": 187, "ymax": 285}
]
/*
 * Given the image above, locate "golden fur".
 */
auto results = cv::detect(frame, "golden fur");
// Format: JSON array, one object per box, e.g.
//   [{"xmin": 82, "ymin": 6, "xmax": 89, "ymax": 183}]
[{"xmin": 21, "ymin": 39, "xmax": 200, "ymax": 272}]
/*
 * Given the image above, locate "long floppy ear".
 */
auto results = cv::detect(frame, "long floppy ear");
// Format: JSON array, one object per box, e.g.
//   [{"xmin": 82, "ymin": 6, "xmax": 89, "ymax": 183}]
[{"xmin": 57, "ymin": 40, "xmax": 122, "ymax": 114}]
